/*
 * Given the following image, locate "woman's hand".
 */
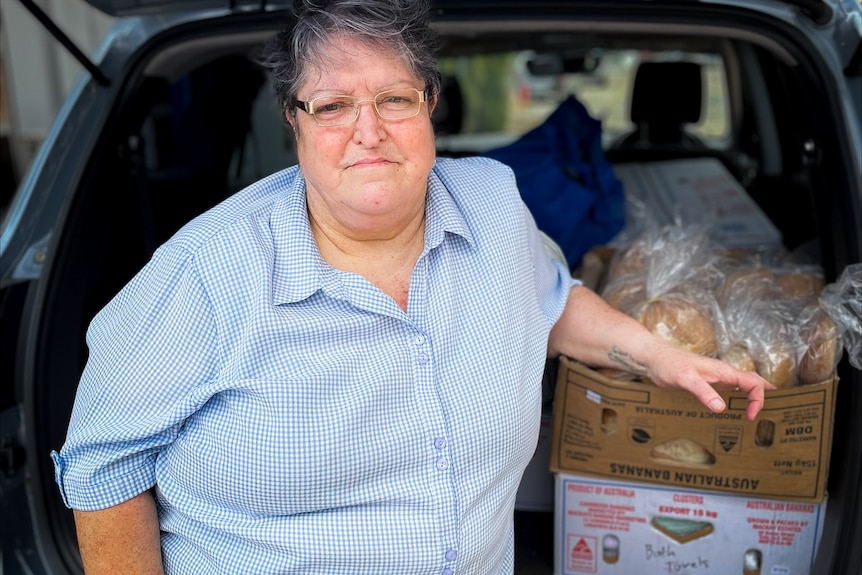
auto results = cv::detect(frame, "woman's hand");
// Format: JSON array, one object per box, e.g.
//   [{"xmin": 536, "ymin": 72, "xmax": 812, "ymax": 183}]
[
  {"xmin": 640, "ymin": 342, "xmax": 775, "ymax": 421},
  {"xmin": 549, "ymin": 285, "xmax": 775, "ymax": 421}
]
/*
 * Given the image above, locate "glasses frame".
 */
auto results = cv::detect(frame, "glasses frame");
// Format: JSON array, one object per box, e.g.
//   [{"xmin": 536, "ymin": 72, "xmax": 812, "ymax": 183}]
[{"xmin": 292, "ymin": 88, "xmax": 427, "ymax": 127}]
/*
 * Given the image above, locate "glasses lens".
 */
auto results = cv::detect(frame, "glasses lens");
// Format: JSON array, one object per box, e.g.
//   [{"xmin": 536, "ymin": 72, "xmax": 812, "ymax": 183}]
[
  {"xmin": 307, "ymin": 89, "xmax": 424, "ymax": 126},
  {"xmin": 310, "ymin": 96, "xmax": 357, "ymax": 126},
  {"xmin": 375, "ymin": 89, "xmax": 423, "ymax": 120}
]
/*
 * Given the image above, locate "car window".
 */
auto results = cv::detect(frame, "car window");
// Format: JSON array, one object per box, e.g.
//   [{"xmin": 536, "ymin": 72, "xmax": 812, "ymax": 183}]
[{"xmin": 435, "ymin": 48, "xmax": 731, "ymax": 153}]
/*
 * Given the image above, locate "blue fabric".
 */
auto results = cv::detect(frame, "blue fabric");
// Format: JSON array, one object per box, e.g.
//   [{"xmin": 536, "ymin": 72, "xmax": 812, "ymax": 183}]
[
  {"xmin": 51, "ymin": 157, "xmax": 576, "ymax": 575},
  {"xmin": 484, "ymin": 96, "xmax": 625, "ymax": 270}
]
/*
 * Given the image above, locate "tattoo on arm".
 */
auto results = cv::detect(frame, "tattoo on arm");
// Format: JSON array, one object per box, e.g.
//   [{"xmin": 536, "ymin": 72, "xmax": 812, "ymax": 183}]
[{"xmin": 608, "ymin": 346, "xmax": 648, "ymax": 375}]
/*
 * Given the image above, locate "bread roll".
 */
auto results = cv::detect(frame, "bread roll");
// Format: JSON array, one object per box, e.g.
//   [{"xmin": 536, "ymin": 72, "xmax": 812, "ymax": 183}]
[
  {"xmin": 777, "ymin": 272, "xmax": 825, "ymax": 299},
  {"xmin": 799, "ymin": 312, "xmax": 839, "ymax": 384},
  {"xmin": 606, "ymin": 241, "xmax": 650, "ymax": 282},
  {"xmin": 756, "ymin": 345, "xmax": 798, "ymax": 388},
  {"xmin": 720, "ymin": 344, "xmax": 757, "ymax": 372},
  {"xmin": 602, "ymin": 280, "xmax": 646, "ymax": 314},
  {"xmin": 639, "ymin": 297, "xmax": 718, "ymax": 357},
  {"xmin": 717, "ymin": 267, "xmax": 774, "ymax": 306}
]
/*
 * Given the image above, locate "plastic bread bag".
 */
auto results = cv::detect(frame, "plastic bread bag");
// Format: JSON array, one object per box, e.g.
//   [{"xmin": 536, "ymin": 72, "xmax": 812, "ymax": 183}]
[
  {"xmin": 711, "ymin": 278, "xmax": 796, "ymax": 384},
  {"xmin": 712, "ymin": 268, "xmax": 814, "ymax": 388},
  {"xmin": 798, "ymin": 304, "xmax": 842, "ymax": 385},
  {"xmin": 713, "ymin": 290, "xmax": 761, "ymax": 374},
  {"xmin": 713, "ymin": 246, "xmax": 824, "ymax": 306},
  {"xmin": 808, "ymin": 262, "xmax": 862, "ymax": 377},
  {"xmin": 713, "ymin": 261, "xmax": 855, "ymax": 387},
  {"xmin": 648, "ymin": 224, "xmax": 720, "ymax": 291},
  {"xmin": 775, "ymin": 267, "xmax": 826, "ymax": 300},
  {"xmin": 745, "ymin": 297, "xmax": 807, "ymax": 388},
  {"xmin": 639, "ymin": 286, "xmax": 720, "ymax": 357},
  {"xmin": 711, "ymin": 248, "xmax": 824, "ymax": 377},
  {"xmin": 601, "ymin": 219, "xmax": 658, "ymax": 315},
  {"xmin": 631, "ymin": 224, "xmax": 722, "ymax": 356}
]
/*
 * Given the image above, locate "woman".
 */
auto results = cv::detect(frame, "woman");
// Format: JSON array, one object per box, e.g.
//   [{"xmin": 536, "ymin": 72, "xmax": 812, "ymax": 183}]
[{"xmin": 53, "ymin": 1, "xmax": 771, "ymax": 573}]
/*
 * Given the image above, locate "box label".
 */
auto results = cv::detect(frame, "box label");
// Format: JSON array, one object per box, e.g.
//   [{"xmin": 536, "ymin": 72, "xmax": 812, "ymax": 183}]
[{"xmin": 566, "ymin": 535, "xmax": 598, "ymax": 573}]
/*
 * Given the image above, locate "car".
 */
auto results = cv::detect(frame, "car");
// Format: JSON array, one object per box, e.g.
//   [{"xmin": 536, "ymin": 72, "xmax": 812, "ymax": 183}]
[{"xmin": 1, "ymin": 1, "xmax": 859, "ymax": 574}]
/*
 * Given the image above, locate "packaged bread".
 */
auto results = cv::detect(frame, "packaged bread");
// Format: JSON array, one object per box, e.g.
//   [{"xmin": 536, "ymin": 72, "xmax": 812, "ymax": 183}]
[
  {"xmin": 601, "ymin": 277, "xmax": 646, "ymax": 315},
  {"xmin": 605, "ymin": 237, "xmax": 652, "ymax": 283},
  {"xmin": 608, "ymin": 224, "xmax": 721, "ymax": 357},
  {"xmin": 799, "ymin": 309, "xmax": 840, "ymax": 384},
  {"xmin": 714, "ymin": 284, "xmax": 804, "ymax": 387},
  {"xmin": 823, "ymin": 263, "xmax": 862, "ymax": 369},
  {"xmin": 747, "ymin": 298, "xmax": 806, "ymax": 388},
  {"xmin": 638, "ymin": 292, "xmax": 718, "ymax": 357},
  {"xmin": 798, "ymin": 262, "xmax": 862, "ymax": 380},
  {"xmin": 755, "ymin": 343, "xmax": 799, "ymax": 388},
  {"xmin": 777, "ymin": 271, "xmax": 825, "ymax": 299},
  {"xmin": 715, "ymin": 266, "xmax": 775, "ymax": 307},
  {"xmin": 719, "ymin": 343, "xmax": 757, "ymax": 372}
]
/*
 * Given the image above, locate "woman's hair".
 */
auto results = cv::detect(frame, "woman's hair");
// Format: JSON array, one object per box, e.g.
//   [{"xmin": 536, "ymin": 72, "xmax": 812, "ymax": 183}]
[{"xmin": 259, "ymin": 0, "xmax": 440, "ymax": 118}]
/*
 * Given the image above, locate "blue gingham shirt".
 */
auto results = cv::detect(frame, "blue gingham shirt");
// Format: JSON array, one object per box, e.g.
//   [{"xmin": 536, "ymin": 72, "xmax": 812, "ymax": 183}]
[{"xmin": 52, "ymin": 156, "xmax": 575, "ymax": 574}]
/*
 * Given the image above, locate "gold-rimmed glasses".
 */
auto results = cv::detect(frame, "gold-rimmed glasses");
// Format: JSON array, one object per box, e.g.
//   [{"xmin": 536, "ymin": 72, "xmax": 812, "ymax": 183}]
[{"xmin": 293, "ymin": 88, "xmax": 427, "ymax": 127}]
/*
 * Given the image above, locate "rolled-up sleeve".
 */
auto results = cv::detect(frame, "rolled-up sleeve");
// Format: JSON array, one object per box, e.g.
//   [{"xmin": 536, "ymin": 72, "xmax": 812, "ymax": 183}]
[{"xmin": 52, "ymin": 243, "xmax": 219, "ymax": 511}]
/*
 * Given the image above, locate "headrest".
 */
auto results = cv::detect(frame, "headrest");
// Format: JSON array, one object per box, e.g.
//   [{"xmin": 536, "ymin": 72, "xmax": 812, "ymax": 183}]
[
  {"xmin": 630, "ymin": 62, "xmax": 702, "ymax": 126},
  {"xmin": 432, "ymin": 74, "xmax": 463, "ymax": 135}
]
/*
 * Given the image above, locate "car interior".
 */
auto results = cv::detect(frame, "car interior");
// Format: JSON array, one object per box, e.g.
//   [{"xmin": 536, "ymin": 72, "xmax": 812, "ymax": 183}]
[{"xmin": 21, "ymin": 12, "xmax": 860, "ymax": 572}]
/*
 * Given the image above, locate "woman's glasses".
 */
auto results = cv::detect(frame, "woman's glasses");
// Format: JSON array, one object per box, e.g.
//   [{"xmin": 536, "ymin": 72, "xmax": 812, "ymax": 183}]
[{"xmin": 293, "ymin": 88, "xmax": 427, "ymax": 127}]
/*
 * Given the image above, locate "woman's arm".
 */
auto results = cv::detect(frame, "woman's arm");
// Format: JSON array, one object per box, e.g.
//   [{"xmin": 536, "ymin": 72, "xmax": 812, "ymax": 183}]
[
  {"xmin": 548, "ymin": 285, "xmax": 773, "ymax": 421},
  {"xmin": 73, "ymin": 490, "xmax": 164, "ymax": 575}
]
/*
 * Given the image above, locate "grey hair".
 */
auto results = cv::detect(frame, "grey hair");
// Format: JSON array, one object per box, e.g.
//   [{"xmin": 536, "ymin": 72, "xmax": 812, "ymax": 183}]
[{"xmin": 259, "ymin": 0, "xmax": 440, "ymax": 119}]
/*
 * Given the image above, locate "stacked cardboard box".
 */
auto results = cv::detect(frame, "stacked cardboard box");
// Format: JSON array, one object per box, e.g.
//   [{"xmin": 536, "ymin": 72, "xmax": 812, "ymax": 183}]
[
  {"xmin": 554, "ymin": 473, "xmax": 826, "ymax": 575},
  {"xmin": 549, "ymin": 356, "xmax": 836, "ymax": 503},
  {"xmin": 548, "ymin": 157, "xmax": 837, "ymax": 573}
]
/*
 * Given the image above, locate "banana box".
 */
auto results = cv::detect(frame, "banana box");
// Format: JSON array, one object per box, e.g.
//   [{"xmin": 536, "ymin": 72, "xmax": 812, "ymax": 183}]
[
  {"xmin": 549, "ymin": 356, "xmax": 837, "ymax": 502},
  {"xmin": 554, "ymin": 473, "xmax": 826, "ymax": 575}
]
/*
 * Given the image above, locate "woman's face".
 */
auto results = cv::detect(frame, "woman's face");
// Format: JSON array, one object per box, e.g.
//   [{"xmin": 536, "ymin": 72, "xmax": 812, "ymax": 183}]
[{"xmin": 289, "ymin": 35, "xmax": 437, "ymax": 238}]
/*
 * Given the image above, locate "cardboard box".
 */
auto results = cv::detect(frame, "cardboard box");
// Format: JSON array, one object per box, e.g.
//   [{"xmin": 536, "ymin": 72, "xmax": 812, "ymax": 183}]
[
  {"xmin": 554, "ymin": 473, "xmax": 826, "ymax": 575},
  {"xmin": 549, "ymin": 356, "xmax": 837, "ymax": 502},
  {"xmin": 612, "ymin": 158, "xmax": 783, "ymax": 248}
]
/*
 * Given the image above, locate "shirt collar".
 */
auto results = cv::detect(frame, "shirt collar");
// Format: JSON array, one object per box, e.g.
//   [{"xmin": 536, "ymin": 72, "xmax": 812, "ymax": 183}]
[{"xmin": 272, "ymin": 165, "xmax": 474, "ymax": 305}]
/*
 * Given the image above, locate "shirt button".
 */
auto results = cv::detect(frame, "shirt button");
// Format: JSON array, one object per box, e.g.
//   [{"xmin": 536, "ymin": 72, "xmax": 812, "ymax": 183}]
[
  {"xmin": 445, "ymin": 548, "xmax": 458, "ymax": 562},
  {"xmin": 434, "ymin": 437, "xmax": 446, "ymax": 450},
  {"xmin": 417, "ymin": 352, "xmax": 429, "ymax": 364},
  {"xmin": 435, "ymin": 457, "xmax": 449, "ymax": 470},
  {"xmin": 414, "ymin": 334, "xmax": 426, "ymax": 345},
  {"xmin": 442, "ymin": 569, "xmax": 454, "ymax": 575}
]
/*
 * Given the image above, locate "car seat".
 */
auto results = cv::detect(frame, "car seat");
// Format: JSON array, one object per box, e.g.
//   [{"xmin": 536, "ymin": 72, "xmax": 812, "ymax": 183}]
[
  {"xmin": 605, "ymin": 60, "xmax": 750, "ymax": 182},
  {"xmin": 611, "ymin": 61, "xmax": 706, "ymax": 151}
]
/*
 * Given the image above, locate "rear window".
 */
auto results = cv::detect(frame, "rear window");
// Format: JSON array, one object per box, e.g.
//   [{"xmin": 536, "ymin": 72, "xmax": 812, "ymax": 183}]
[{"xmin": 436, "ymin": 48, "xmax": 731, "ymax": 153}]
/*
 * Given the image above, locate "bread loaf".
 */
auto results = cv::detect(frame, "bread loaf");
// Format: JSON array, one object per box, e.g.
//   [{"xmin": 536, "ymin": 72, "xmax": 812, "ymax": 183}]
[
  {"xmin": 799, "ymin": 312, "xmax": 839, "ymax": 384},
  {"xmin": 639, "ymin": 297, "xmax": 718, "ymax": 357}
]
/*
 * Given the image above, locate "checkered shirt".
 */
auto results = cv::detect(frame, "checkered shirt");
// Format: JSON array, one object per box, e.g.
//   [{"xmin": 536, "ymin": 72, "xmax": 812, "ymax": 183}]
[{"xmin": 52, "ymin": 156, "xmax": 575, "ymax": 574}]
